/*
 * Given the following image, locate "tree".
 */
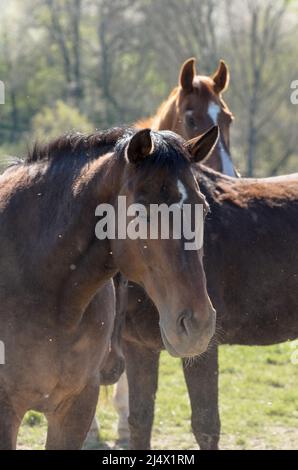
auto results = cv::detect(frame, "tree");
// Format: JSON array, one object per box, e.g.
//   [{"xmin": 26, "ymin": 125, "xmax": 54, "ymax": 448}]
[
  {"xmin": 37, "ymin": 0, "xmax": 84, "ymax": 107},
  {"xmin": 223, "ymin": 0, "xmax": 298, "ymax": 176},
  {"xmin": 31, "ymin": 100, "xmax": 93, "ymax": 141},
  {"xmin": 0, "ymin": 0, "xmax": 297, "ymax": 177}
]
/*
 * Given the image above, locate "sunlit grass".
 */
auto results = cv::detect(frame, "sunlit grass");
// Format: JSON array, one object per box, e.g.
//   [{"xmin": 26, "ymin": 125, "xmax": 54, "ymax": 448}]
[{"xmin": 18, "ymin": 342, "xmax": 298, "ymax": 450}]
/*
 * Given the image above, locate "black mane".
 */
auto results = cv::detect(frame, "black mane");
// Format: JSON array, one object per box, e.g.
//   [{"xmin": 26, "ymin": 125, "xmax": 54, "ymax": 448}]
[
  {"xmin": 25, "ymin": 127, "xmax": 191, "ymax": 173},
  {"xmin": 26, "ymin": 127, "xmax": 126, "ymax": 164},
  {"xmin": 117, "ymin": 129, "xmax": 190, "ymax": 172}
]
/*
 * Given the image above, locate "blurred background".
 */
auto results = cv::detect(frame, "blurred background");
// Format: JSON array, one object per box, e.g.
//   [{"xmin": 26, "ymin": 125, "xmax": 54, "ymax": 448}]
[
  {"xmin": 0, "ymin": 0, "xmax": 298, "ymax": 176},
  {"xmin": 0, "ymin": 0, "xmax": 297, "ymax": 176}
]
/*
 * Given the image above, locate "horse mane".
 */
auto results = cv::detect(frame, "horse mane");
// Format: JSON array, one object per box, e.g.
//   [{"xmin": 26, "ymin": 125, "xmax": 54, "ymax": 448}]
[
  {"xmin": 116, "ymin": 128, "xmax": 191, "ymax": 171},
  {"xmin": 25, "ymin": 127, "xmax": 127, "ymax": 164},
  {"xmin": 136, "ymin": 87, "xmax": 179, "ymax": 130},
  {"xmin": 25, "ymin": 126, "xmax": 190, "ymax": 173}
]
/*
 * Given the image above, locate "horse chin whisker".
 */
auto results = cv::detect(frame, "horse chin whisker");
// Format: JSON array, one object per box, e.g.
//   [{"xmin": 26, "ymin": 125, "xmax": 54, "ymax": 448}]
[
  {"xmin": 183, "ymin": 355, "xmax": 198, "ymax": 368},
  {"xmin": 182, "ymin": 330, "xmax": 221, "ymax": 369},
  {"xmin": 215, "ymin": 324, "xmax": 225, "ymax": 343}
]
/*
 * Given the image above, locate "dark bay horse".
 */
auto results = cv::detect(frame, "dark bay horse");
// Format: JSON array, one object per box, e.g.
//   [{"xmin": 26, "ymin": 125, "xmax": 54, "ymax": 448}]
[
  {"xmin": 98, "ymin": 273, "xmax": 127, "ymax": 386},
  {"xmin": 108, "ymin": 57, "xmax": 238, "ymax": 445},
  {"xmin": 123, "ymin": 167, "xmax": 298, "ymax": 449},
  {"xmin": 108, "ymin": 58, "xmax": 238, "ymax": 445},
  {"xmin": 0, "ymin": 126, "xmax": 218, "ymax": 449}
]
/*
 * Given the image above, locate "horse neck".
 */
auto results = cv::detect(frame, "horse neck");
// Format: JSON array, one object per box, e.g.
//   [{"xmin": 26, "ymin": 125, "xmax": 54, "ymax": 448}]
[
  {"xmin": 58, "ymin": 155, "xmax": 121, "ymax": 233},
  {"xmin": 25, "ymin": 154, "xmax": 124, "ymax": 280},
  {"xmin": 150, "ymin": 88, "xmax": 179, "ymax": 131},
  {"xmin": 66, "ymin": 153, "xmax": 126, "ymax": 246},
  {"xmin": 196, "ymin": 167, "xmax": 223, "ymax": 208},
  {"xmin": 46, "ymin": 153, "xmax": 124, "ymax": 329},
  {"xmin": 195, "ymin": 166, "xmax": 244, "ymax": 225}
]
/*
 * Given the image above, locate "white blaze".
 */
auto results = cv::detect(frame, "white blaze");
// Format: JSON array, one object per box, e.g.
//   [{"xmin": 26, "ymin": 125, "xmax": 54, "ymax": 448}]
[
  {"xmin": 207, "ymin": 101, "xmax": 220, "ymax": 125},
  {"xmin": 177, "ymin": 180, "xmax": 188, "ymax": 208},
  {"xmin": 207, "ymin": 101, "xmax": 235, "ymax": 177},
  {"xmin": 218, "ymin": 141, "xmax": 235, "ymax": 177}
]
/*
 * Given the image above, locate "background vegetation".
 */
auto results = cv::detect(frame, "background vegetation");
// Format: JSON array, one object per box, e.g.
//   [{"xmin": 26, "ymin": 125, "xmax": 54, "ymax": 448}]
[{"xmin": 0, "ymin": 0, "xmax": 298, "ymax": 176}]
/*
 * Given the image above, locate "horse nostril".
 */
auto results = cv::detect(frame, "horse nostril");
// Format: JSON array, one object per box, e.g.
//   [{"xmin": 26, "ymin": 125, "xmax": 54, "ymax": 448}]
[{"xmin": 177, "ymin": 309, "xmax": 193, "ymax": 335}]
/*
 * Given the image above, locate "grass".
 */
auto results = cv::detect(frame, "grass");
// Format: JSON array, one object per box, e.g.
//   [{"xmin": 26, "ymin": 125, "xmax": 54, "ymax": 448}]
[{"xmin": 17, "ymin": 342, "xmax": 298, "ymax": 450}]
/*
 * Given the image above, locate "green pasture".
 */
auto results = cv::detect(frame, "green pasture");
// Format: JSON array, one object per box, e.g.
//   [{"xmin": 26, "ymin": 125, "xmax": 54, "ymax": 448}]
[{"xmin": 18, "ymin": 342, "xmax": 298, "ymax": 450}]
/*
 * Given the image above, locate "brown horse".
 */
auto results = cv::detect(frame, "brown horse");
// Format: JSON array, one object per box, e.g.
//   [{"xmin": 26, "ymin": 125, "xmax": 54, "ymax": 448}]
[
  {"xmin": 123, "ymin": 167, "xmax": 298, "ymax": 449},
  {"xmin": 0, "ymin": 126, "xmax": 218, "ymax": 449},
  {"xmin": 137, "ymin": 57, "xmax": 236, "ymax": 176},
  {"xmin": 98, "ymin": 273, "xmax": 127, "ymax": 386},
  {"xmin": 108, "ymin": 58, "xmax": 238, "ymax": 445}
]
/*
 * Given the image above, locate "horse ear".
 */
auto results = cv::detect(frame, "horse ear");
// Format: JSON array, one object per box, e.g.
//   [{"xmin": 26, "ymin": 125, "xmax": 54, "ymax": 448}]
[
  {"xmin": 126, "ymin": 129, "xmax": 154, "ymax": 164},
  {"xmin": 186, "ymin": 126, "xmax": 219, "ymax": 163},
  {"xmin": 212, "ymin": 60, "xmax": 229, "ymax": 94},
  {"xmin": 179, "ymin": 58, "xmax": 196, "ymax": 93}
]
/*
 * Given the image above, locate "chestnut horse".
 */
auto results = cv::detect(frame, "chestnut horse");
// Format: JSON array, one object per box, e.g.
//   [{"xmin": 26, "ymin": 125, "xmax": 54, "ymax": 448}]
[
  {"xmin": 137, "ymin": 57, "xmax": 236, "ymax": 176},
  {"xmin": 0, "ymin": 126, "xmax": 218, "ymax": 449},
  {"xmin": 123, "ymin": 167, "xmax": 298, "ymax": 449}
]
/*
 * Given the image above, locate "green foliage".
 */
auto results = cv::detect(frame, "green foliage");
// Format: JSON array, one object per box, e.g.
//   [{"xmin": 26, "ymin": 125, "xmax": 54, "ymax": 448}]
[
  {"xmin": 0, "ymin": 0, "xmax": 297, "ymax": 176},
  {"xmin": 31, "ymin": 100, "xmax": 93, "ymax": 141},
  {"xmin": 24, "ymin": 411, "xmax": 44, "ymax": 427}
]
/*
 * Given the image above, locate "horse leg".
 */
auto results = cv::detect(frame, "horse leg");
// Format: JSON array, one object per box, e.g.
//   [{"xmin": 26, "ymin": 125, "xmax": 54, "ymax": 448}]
[
  {"xmin": 84, "ymin": 415, "xmax": 100, "ymax": 447},
  {"xmin": 113, "ymin": 371, "xmax": 129, "ymax": 444},
  {"xmin": 124, "ymin": 340, "xmax": 160, "ymax": 450},
  {"xmin": 182, "ymin": 344, "xmax": 220, "ymax": 450},
  {"xmin": 85, "ymin": 372, "xmax": 130, "ymax": 449},
  {"xmin": 0, "ymin": 392, "xmax": 23, "ymax": 450},
  {"xmin": 46, "ymin": 380, "xmax": 99, "ymax": 450}
]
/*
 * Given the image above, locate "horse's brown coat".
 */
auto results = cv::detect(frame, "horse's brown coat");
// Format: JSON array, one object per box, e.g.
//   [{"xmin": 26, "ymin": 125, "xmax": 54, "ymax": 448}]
[
  {"xmin": 118, "ymin": 58, "xmax": 237, "ymax": 449},
  {"xmin": 123, "ymin": 167, "xmax": 298, "ymax": 449},
  {"xmin": 136, "ymin": 58, "xmax": 235, "ymax": 174},
  {"xmin": 0, "ymin": 127, "xmax": 217, "ymax": 449}
]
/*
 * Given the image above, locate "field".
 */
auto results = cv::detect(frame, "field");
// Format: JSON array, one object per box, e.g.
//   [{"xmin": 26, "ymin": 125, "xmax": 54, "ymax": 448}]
[{"xmin": 18, "ymin": 342, "xmax": 298, "ymax": 450}]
